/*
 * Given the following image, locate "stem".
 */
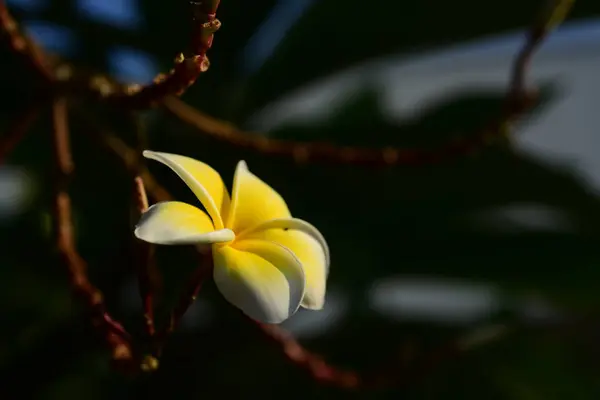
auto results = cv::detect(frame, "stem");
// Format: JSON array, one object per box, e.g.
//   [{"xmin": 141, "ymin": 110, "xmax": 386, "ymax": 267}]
[
  {"xmin": 509, "ymin": 0, "xmax": 575, "ymax": 101},
  {"xmin": 51, "ymin": 97, "xmax": 136, "ymax": 370},
  {"xmin": 101, "ymin": 0, "xmax": 223, "ymax": 108},
  {"xmin": 161, "ymin": 93, "xmax": 529, "ymax": 167},
  {"xmin": 154, "ymin": 246, "xmax": 213, "ymax": 356},
  {"xmin": 133, "ymin": 177, "xmax": 157, "ymax": 338},
  {"xmin": 254, "ymin": 321, "xmax": 513, "ymax": 389},
  {"xmin": 0, "ymin": 0, "xmax": 55, "ymax": 80},
  {"xmin": 160, "ymin": 0, "xmax": 575, "ymax": 167}
]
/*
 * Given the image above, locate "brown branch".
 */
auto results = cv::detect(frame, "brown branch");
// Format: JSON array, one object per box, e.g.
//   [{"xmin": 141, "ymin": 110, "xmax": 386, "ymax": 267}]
[
  {"xmin": 1, "ymin": 0, "xmax": 574, "ymax": 169},
  {"xmin": 134, "ymin": 173, "xmax": 150, "ymax": 213},
  {"xmin": 0, "ymin": 0, "xmax": 55, "ymax": 81},
  {"xmin": 508, "ymin": 0, "xmax": 575, "ymax": 102},
  {"xmin": 153, "ymin": 246, "xmax": 213, "ymax": 357},
  {"xmin": 166, "ymin": 248, "xmax": 211, "ymax": 335},
  {"xmin": 1, "ymin": 0, "xmax": 222, "ymax": 109},
  {"xmin": 132, "ymin": 177, "xmax": 161, "ymax": 373},
  {"xmin": 98, "ymin": 0, "xmax": 222, "ymax": 109},
  {"xmin": 0, "ymin": 1, "xmax": 55, "ymax": 162},
  {"xmin": 162, "ymin": 94, "xmax": 527, "ymax": 167},
  {"xmin": 0, "ymin": 0, "xmax": 523, "ymax": 168},
  {"xmin": 51, "ymin": 97, "xmax": 137, "ymax": 372},
  {"xmin": 133, "ymin": 177, "xmax": 158, "ymax": 339},
  {"xmin": 103, "ymin": 137, "xmax": 173, "ymax": 201},
  {"xmin": 68, "ymin": 104, "xmax": 175, "ymax": 198},
  {"xmin": 56, "ymin": 57, "xmax": 516, "ymax": 167},
  {"xmin": 80, "ymin": 120, "xmax": 205, "ymax": 358},
  {"xmin": 161, "ymin": 0, "xmax": 575, "ymax": 167},
  {"xmin": 255, "ymin": 322, "xmax": 513, "ymax": 390},
  {"xmin": 129, "ymin": 111, "xmax": 160, "ymax": 342}
]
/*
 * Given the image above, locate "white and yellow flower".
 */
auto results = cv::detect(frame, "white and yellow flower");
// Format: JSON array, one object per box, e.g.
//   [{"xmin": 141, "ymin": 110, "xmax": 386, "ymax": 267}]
[{"xmin": 134, "ymin": 151, "xmax": 329, "ymax": 324}]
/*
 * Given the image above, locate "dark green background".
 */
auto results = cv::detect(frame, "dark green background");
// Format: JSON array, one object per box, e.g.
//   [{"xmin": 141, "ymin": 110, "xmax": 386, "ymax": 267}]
[{"xmin": 2, "ymin": 0, "xmax": 600, "ymax": 398}]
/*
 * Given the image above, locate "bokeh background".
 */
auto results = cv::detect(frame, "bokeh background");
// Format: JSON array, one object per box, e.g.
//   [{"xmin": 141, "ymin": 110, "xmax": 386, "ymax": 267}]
[{"xmin": 2, "ymin": 0, "xmax": 600, "ymax": 398}]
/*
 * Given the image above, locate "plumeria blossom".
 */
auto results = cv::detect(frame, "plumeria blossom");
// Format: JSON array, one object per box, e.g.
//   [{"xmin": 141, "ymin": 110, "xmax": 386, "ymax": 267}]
[{"xmin": 134, "ymin": 151, "xmax": 330, "ymax": 324}]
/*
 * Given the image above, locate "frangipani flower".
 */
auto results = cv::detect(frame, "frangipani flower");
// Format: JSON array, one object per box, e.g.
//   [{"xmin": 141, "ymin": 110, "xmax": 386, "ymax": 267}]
[{"xmin": 134, "ymin": 151, "xmax": 330, "ymax": 324}]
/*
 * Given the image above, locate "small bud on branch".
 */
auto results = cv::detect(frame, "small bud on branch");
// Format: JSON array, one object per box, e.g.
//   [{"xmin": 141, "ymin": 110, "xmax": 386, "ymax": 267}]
[{"xmin": 100, "ymin": 0, "xmax": 223, "ymax": 108}]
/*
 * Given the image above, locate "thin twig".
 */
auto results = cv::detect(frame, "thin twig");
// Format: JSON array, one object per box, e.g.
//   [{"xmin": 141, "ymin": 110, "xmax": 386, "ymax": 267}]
[
  {"xmin": 0, "ymin": 0, "xmax": 55, "ymax": 81},
  {"xmin": 161, "ymin": 95, "xmax": 523, "ymax": 167},
  {"xmin": 509, "ymin": 0, "xmax": 575, "ymax": 97},
  {"xmin": 101, "ymin": 0, "xmax": 222, "ymax": 108},
  {"xmin": 134, "ymin": 176, "xmax": 150, "ymax": 214},
  {"xmin": 2, "ymin": 0, "xmax": 574, "ymax": 169},
  {"xmin": 2, "ymin": 0, "xmax": 221, "ymax": 108},
  {"xmin": 154, "ymin": 246, "xmax": 213, "ymax": 356},
  {"xmin": 51, "ymin": 97, "xmax": 136, "ymax": 371},
  {"xmin": 81, "ymin": 117, "xmax": 172, "ymax": 202},
  {"xmin": 0, "ymin": 0, "xmax": 530, "ymax": 167},
  {"xmin": 161, "ymin": 0, "xmax": 575, "ymax": 167},
  {"xmin": 133, "ymin": 177, "xmax": 157, "ymax": 339},
  {"xmin": 255, "ymin": 322, "xmax": 513, "ymax": 389}
]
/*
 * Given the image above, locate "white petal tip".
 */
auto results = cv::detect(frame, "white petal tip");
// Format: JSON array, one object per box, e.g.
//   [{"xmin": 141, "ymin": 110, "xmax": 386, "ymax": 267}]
[
  {"xmin": 236, "ymin": 160, "xmax": 248, "ymax": 171},
  {"xmin": 143, "ymin": 150, "xmax": 162, "ymax": 160},
  {"xmin": 133, "ymin": 227, "xmax": 156, "ymax": 244},
  {"xmin": 133, "ymin": 222, "xmax": 165, "ymax": 245}
]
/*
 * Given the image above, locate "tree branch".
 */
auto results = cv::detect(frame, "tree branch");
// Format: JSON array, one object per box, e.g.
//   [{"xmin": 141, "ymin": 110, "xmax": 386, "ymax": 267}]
[
  {"xmin": 152, "ymin": 245, "xmax": 213, "ymax": 357},
  {"xmin": 509, "ymin": 0, "xmax": 575, "ymax": 97},
  {"xmin": 2, "ymin": 0, "xmax": 575, "ymax": 168},
  {"xmin": 51, "ymin": 97, "xmax": 137, "ymax": 372},
  {"xmin": 162, "ymin": 0, "xmax": 575, "ymax": 167},
  {"xmin": 0, "ymin": 1, "xmax": 55, "ymax": 81},
  {"xmin": 161, "ymin": 93, "xmax": 526, "ymax": 167},
  {"xmin": 2, "ymin": 0, "xmax": 222, "ymax": 109},
  {"xmin": 133, "ymin": 177, "xmax": 158, "ymax": 339},
  {"xmin": 100, "ymin": 0, "xmax": 222, "ymax": 109}
]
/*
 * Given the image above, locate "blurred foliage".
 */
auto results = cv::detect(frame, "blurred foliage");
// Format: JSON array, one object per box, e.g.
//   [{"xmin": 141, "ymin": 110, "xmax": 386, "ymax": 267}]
[{"xmin": 2, "ymin": 0, "xmax": 600, "ymax": 399}]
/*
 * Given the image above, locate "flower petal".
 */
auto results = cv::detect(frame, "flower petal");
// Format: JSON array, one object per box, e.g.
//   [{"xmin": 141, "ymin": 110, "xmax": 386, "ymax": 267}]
[
  {"xmin": 238, "ymin": 218, "xmax": 329, "ymax": 310},
  {"xmin": 226, "ymin": 161, "xmax": 291, "ymax": 234},
  {"xmin": 213, "ymin": 239, "xmax": 305, "ymax": 323},
  {"xmin": 143, "ymin": 151, "xmax": 230, "ymax": 229},
  {"xmin": 134, "ymin": 201, "xmax": 234, "ymax": 245},
  {"xmin": 237, "ymin": 218, "xmax": 330, "ymax": 267}
]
